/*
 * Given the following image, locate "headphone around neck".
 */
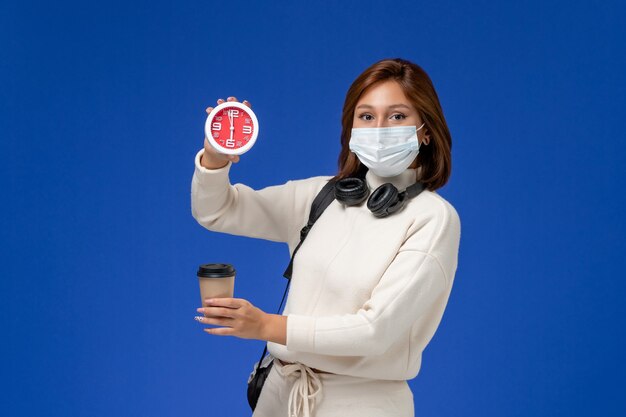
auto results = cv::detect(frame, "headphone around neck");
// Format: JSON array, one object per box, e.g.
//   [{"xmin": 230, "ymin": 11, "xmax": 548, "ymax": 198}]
[{"xmin": 334, "ymin": 176, "xmax": 426, "ymax": 218}]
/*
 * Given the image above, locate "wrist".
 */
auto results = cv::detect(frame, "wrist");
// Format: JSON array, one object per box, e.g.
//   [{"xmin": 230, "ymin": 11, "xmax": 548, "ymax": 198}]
[
  {"xmin": 261, "ymin": 313, "xmax": 287, "ymax": 345},
  {"xmin": 200, "ymin": 151, "xmax": 229, "ymax": 170}
]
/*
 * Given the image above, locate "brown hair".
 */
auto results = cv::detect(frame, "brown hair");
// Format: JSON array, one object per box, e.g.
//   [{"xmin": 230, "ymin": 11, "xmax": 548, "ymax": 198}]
[{"xmin": 333, "ymin": 58, "xmax": 452, "ymax": 191}]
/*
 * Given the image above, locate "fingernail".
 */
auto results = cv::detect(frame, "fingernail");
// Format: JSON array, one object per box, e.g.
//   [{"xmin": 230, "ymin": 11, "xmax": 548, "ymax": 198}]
[
  {"xmin": 194, "ymin": 316, "xmax": 203, "ymax": 322},
  {"xmin": 196, "ymin": 308, "xmax": 204, "ymax": 313},
  {"xmin": 205, "ymin": 298, "xmax": 213, "ymax": 304}
]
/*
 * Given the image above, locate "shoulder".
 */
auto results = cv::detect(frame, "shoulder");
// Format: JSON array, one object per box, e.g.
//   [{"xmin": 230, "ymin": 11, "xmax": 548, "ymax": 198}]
[
  {"xmin": 287, "ymin": 174, "xmax": 334, "ymax": 187},
  {"xmin": 286, "ymin": 174, "xmax": 335, "ymax": 200},
  {"xmin": 416, "ymin": 190, "xmax": 461, "ymax": 231},
  {"xmin": 399, "ymin": 190, "xmax": 461, "ymax": 284},
  {"xmin": 403, "ymin": 189, "xmax": 461, "ymax": 257}
]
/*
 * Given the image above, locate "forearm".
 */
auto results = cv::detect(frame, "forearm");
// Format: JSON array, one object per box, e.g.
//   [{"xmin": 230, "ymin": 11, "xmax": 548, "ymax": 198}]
[
  {"xmin": 285, "ymin": 254, "xmax": 448, "ymax": 356},
  {"xmin": 262, "ymin": 314, "xmax": 287, "ymax": 345},
  {"xmin": 192, "ymin": 149, "xmax": 291, "ymax": 241}
]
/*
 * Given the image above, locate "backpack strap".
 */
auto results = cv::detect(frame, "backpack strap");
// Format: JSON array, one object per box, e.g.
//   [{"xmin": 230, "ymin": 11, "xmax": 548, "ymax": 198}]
[
  {"xmin": 252, "ymin": 178, "xmax": 337, "ymax": 373},
  {"xmin": 283, "ymin": 178, "xmax": 337, "ymax": 280}
]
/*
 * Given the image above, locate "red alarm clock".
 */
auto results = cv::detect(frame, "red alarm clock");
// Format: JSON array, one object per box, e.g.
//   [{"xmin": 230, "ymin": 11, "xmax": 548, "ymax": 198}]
[{"xmin": 205, "ymin": 101, "xmax": 259, "ymax": 155}]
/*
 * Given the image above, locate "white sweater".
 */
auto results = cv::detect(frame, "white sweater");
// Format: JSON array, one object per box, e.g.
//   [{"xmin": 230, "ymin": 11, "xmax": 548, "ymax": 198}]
[{"xmin": 191, "ymin": 149, "xmax": 461, "ymax": 381}]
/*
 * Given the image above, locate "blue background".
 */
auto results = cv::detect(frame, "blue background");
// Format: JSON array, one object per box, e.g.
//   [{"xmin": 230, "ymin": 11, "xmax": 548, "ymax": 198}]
[{"xmin": 2, "ymin": 0, "xmax": 625, "ymax": 416}]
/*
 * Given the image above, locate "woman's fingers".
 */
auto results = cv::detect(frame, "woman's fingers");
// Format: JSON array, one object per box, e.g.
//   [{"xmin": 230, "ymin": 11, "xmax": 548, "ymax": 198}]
[
  {"xmin": 204, "ymin": 327, "xmax": 233, "ymax": 335},
  {"xmin": 204, "ymin": 298, "xmax": 247, "ymax": 308},
  {"xmin": 195, "ymin": 316, "xmax": 236, "ymax": 335},
  {"xmin": 196, "ymin": 298, "xmax": 247, "ymax": 318},
  {"xmin": 195, "ymin": 315, "xmax": 233, "ymax": 326},
  {"xmin": 208, "ymin": 97, "xmax": 251, "ymax": 112},
  {"xmin": 195, "ymin": 297, "xmax": 266, "ymax": 340},
  {"xmin": 199, "ymin": 306, "xmax": 237, "ymax": 318}
]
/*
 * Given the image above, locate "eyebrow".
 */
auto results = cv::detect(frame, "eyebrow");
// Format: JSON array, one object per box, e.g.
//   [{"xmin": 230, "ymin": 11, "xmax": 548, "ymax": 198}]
[{"xmin": 355, "ymin": 104, "xmax": 412, "ymax": 110}]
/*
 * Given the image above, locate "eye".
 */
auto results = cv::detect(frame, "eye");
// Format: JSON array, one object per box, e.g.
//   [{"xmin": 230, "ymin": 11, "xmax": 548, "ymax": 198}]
[
  {"xmin": 390, "ymin": 113, "xmax": 407, "ymax": 120},
  {"xmin": 358, "ymin": 113, "xmax": 374, "ymax": 121}
]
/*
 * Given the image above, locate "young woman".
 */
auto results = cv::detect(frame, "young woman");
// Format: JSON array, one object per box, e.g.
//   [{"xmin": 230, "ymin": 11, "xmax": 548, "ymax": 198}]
[{"xmin": 191, "ymin": 58, "xmax": 461, "ymax": 417}]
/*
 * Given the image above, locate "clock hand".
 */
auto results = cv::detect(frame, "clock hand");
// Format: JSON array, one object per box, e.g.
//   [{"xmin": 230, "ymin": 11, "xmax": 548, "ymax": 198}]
[{"xmin": 229, "ymin": 110, "xmax": 234, "ymax": 141}]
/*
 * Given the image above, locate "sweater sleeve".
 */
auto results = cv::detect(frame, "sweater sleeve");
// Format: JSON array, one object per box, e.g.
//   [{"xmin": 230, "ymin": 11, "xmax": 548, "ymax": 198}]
[
  {"xmin": 285, "ymin": 200, "xmax": 461, "ymax": 356},
  {"xmin": 190, "ymin": 148, "xmax": 325, "ymax": 244}
]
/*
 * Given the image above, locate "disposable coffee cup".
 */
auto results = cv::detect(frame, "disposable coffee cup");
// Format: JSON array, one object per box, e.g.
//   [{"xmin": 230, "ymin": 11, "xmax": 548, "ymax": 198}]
[{"xmin": 197, "ymin": 263, "xmax": 236, "ymax": 307}]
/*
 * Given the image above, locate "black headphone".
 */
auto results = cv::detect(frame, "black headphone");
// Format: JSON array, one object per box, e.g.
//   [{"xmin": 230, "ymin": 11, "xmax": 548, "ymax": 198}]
[{"xmin": 334, "ymin": 177, "xmax": 426, "ymax": 218}]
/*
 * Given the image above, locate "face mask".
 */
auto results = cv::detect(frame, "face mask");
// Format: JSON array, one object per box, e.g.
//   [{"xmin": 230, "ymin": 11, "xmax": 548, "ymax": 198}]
[{"xmin": 349, "ymin": 123, "xmax": 425, "ymax": 177}]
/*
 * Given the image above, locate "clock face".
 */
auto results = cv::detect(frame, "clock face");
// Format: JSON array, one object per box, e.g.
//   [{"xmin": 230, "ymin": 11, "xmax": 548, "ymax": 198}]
[{"xmin": 205, "ymin": 101, "xmax": 259, "ymax": 155}]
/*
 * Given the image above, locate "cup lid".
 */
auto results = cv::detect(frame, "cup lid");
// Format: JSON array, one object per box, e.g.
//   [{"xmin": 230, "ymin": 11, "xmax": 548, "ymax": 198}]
[{"xmin": 197, "ymin": 263, "xmax": 236, "ymax": 278}]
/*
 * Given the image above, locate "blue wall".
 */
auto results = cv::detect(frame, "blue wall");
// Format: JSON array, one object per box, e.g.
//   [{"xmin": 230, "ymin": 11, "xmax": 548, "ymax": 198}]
[{"xmin": 2, "ymin": 0, "xmax": 625, "ymax": 415}]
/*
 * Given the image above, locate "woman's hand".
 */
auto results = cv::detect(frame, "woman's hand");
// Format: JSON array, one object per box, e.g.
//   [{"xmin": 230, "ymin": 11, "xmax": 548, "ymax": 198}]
[
  {"xmin": 195, "ymin": 297, "xmax": 286, "ymax": 344},
  {"xmin": 201, "ymin": 97, "xmax": 253, "ymax": 169}
]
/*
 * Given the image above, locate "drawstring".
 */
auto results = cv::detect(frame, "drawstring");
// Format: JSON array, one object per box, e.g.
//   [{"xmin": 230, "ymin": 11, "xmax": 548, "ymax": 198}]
[{"xmin": 277, "ymin": 362, "xmax": 322, "ymax": 417}]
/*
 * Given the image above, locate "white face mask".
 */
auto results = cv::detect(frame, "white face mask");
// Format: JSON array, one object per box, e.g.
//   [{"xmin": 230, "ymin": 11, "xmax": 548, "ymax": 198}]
[{"xmin": 349, "ymin": 123, "xmax": 425, "ymax": 177}]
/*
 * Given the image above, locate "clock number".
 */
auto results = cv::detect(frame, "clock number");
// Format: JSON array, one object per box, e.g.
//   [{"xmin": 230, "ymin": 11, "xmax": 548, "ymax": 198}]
[
  {"xmin": 225, "ymin": 138, "xmax": 235, "ymax": 148},
  {"xmin": 212, "ymin": 122, "xmax": 222, "ymax": 130},
  {"xmin": 242, "ymin": 125, "xmax": 252, "ymax": 134},
  {"xmin": 229, "ymin": 109, "xmax": 240, "ymax": 118}
]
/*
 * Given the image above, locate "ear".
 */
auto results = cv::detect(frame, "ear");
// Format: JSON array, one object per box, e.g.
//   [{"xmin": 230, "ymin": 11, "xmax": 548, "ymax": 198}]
[{"xmin": 421, "ymin": 130, "xmax": 431, "ymax": 146}]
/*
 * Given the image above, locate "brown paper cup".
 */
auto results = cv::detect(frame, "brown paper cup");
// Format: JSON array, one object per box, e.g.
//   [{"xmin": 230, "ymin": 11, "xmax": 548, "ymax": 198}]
[{"xmin": 197, "ymin": 263, "xmax": 235, "ymax": 307}]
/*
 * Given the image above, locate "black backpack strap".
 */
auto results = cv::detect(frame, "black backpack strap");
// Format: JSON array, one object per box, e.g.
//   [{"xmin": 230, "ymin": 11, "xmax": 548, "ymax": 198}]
[
  {"xmin": 252, "ymin": 177, "xmax": 337, "ymax": 374},
  {"xmin": 283, "ymin": 178, "xmax": 337, "ymax": 280}
]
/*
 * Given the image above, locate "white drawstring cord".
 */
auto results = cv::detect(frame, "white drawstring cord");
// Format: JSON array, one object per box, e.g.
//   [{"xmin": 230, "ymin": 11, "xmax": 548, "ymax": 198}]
[{"xmin": 277, "ymin": 362, "xmax": 322, "ymax": 417}]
